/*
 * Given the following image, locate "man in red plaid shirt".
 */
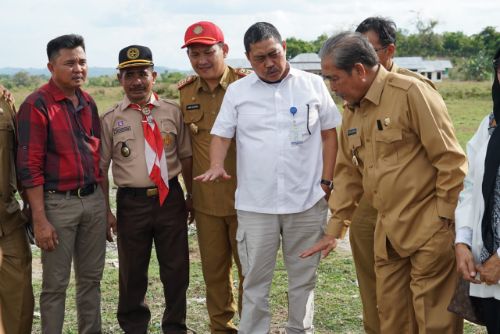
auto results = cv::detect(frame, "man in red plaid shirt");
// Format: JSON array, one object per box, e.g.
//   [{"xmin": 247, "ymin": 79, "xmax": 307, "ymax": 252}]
[{"xmin": 16, "ymin": 34, "xmax": 107, "ymax": 334}]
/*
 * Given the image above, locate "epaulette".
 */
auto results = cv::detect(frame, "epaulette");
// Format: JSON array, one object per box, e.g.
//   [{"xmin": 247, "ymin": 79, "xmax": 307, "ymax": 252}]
[
  {"xmin": 101, "ymin": 103, "xmax": 120, "ymax": 119},
  {"xmin": 234, "ymin": 68, "xmax": 252, "ymax": 77},
  {"xmin": 387, "ymin": 74, "xmax": 413, "ymax": 91},
  {"xmin": 177, "ymin": 75, "xmax": 198, "ymax": 90}
]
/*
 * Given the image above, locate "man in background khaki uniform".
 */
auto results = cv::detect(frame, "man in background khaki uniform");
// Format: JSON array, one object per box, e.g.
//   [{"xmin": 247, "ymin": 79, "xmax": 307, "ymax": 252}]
[
  {"xmin": 0, "ymin": 85, "xmax": 34, "ymax": 334},
  {"xmin": 302, "ymin": 32, "xmax": 466, "ymax": 333},
  {"xmin": 178, "ymin": 21, "xmax": 249, "ymax": 333},
  {"xmin": 343, "ymin": 17, "xmax": 437, "ymax": 334},
  {"xmin": 100, "ymin": 45, "xmax": 192, "ymax": 334}
]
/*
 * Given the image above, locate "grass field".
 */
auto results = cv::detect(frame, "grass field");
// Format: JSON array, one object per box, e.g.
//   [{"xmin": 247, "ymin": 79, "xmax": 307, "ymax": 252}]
[{"xmin": 7, "ymin": 79, "xmax": 493, "ymax": 333}]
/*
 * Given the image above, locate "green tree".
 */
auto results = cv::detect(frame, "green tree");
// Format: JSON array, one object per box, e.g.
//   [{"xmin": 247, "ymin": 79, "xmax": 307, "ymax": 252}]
[{"xmin": 285, "ymin": 37, "xmax": 315, "ymax": 59}]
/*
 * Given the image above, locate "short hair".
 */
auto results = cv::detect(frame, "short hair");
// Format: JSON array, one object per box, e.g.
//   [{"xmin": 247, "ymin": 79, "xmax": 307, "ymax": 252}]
[
  {"xmin": 355, "ymin": 17, "xmax": 397, "ymax": 47},
  {"xmin": 47, "ymin": 34, "xmax": 85, "ymax": 61},
  {"xmin": 243, "ymin": 22, "xmax": 282, "ymax": 53},
  {"xmin": 319, "ymin": 32, "xmax": 379, "ymax": 72}
]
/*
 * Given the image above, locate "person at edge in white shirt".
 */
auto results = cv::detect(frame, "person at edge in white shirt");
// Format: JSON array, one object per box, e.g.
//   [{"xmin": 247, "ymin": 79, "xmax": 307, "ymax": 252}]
[
  {"xmin": 195, "ymin": 22, "xmax": 341, "ymax": 334},
  {"xmin": 454, "ymin": 47, "xmax": 500, "ymax": 334}
]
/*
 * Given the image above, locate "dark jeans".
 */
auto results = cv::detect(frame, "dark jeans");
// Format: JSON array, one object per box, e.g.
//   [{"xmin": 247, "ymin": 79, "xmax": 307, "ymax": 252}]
[
  {"xmin": 116, "ymin": 177, "xmax": 189, "ymax": 334},
  {"xmin": 470, "ymin": 296, "xmax": 500, "ymax": 334}
]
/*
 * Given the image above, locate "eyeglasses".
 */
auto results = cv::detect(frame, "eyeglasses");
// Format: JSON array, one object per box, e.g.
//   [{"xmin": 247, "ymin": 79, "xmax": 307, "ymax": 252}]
[{"xmin": 373, "ymin": 46, "xmax": 388, "ymax": 53}]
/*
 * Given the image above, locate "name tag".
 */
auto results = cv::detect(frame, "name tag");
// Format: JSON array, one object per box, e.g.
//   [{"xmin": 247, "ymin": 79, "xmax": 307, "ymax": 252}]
[
  {"xmin": 347, "ymin": 128, "xmax": 357, "ymax": 136},
  {"xmin": 113, "ymin": 126, "xmax": 131, "ymax": 135},
  {"xmin": 186, "ymin": 104, "xmax": 200, "ymax": 110}
]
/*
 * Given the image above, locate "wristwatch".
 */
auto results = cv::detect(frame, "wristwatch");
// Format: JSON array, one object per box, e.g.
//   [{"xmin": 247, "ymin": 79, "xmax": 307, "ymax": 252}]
[{"xmin": 320, "ymin": 179, "xmax": 333, "ymax": 190}]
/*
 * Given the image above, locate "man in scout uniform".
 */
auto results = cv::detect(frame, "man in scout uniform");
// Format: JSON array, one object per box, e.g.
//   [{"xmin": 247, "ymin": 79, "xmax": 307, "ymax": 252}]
[
  {"xmin": 302, "ymin": 32, "xmax": 466, "ymax": 333},
  {"xmin": 342, "ymin": 17, "xmax": 437, "ymax": 334},
  {"xmin": 0, "ymin": 85, "xmax": 34, "ymax": 334},
  {"xmin": 178, "ymin": 21, "xmax": 249, "ymax": 333},
  {"xmin": 100, "ymin": 45, "xmax": 192, "ymax": 334}
]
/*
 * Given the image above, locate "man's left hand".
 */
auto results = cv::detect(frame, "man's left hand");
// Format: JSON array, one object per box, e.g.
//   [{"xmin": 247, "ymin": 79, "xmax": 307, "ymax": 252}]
[
  {"xmin": 300, "ymin": 235, "xmax": 337, "ymax": 259},
  {"xmin": 476, "ymin": 253, "xmax": 500, "ymax": 285}
]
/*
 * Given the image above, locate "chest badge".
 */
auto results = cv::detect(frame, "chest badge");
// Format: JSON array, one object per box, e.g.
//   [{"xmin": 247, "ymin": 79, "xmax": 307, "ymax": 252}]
[
  {"xmin": 190, "ymin": 123, "xmax": 199, "ymax": 135},
  {"xmin": 121, "ymin": 142, "xmax": 131, "ymax": 157},
  {"xmin": 384, "ymin": 117, "xmax": 391, "ymax": 127}
]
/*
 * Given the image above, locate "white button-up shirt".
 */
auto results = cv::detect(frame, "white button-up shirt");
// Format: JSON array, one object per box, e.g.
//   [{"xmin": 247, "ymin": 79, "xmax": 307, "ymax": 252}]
[{"xmin": 211, "ymin": 67, "xmax": 341, "ymax": 214}]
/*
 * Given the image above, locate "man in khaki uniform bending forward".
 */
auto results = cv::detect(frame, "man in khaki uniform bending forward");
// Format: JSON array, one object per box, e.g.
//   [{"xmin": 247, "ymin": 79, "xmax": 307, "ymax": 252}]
[{"xmin": 302, "ymin": 32, "xmax": 466, "ymax": 334}]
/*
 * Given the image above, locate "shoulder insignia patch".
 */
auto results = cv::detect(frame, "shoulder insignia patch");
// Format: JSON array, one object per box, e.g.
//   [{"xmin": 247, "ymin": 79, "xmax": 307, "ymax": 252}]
[
  {"xmin": 177, "ymin": 75, "xmax": 198, "ymax": 90},
  {"xmin": 387, "ymin": 74, "xmax": 413, "ymax": 91},
  {"xmin": 234, "ymin": 68, "xmax": 253, "ymax": 77}
]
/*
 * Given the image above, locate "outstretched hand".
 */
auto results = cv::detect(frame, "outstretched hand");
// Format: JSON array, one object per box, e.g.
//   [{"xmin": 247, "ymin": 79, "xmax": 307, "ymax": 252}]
[
  {"xmin": 300, "ymin": 235, "xmax": 337, "ymax": 259},
  {"xmin": 194, "ymin": 165, "xmax": 231, "ymax": 183}
]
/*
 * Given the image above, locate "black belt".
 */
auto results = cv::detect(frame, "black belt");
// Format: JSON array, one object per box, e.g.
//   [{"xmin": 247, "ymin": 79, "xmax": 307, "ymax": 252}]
[
  {"xmin": 118, "ymin": 176, "xmax": 178, "ymax": 198},
  {"xmin": 46, "ymin": 183, "xmax": 97, "ymax": 198}
]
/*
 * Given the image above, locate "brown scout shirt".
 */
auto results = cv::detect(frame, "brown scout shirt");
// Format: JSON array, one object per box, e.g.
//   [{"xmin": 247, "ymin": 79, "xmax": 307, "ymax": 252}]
[
  {"xmin": 100, "ymin": 94, "xmax": 192, "ymax": 187},
  {"xmin": 327, "ymin": 66, "xmax": 467, "ymax": 259},
  {"xmin": 0, "ymin": 86, "xmax": 25, "ymax": 236},
  {"xmin": 178, "ymin": 66, "xmax": 250, "ymax": 216}
]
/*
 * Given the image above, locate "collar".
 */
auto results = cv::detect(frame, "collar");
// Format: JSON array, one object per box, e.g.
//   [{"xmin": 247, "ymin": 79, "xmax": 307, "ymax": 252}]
[
  {"xmin": 361, "ymin": 65, "xmax": 388, "ymax": 107},
  {"xmin": 249, "ymin": 63, "xmax": 296, "ymax": 85},
  {"xmin": 389, "ymin": 62, "xmax": 399, "ymax": 73},
  {"xmin": 45, "ymin": 78, "xmax": 89, "ymax": 104},
  {"xmin": 195, "ymin": 65, "xmax": 234, "ymax": 92},
  {"xmin": 120, "ymin": 92, "xmax": 160, "ymax": 112}
]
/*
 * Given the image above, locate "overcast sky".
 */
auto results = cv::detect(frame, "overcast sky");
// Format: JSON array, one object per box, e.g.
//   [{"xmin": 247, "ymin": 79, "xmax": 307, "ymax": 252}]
[{"xmin": 2, "ymin": 0, "xmax": 498, "ymax": 71}]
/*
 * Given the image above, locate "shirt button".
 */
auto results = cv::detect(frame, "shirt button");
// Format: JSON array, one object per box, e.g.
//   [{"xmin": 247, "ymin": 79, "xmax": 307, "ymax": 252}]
[
  {"xmin": 369, "ymin": 165, "xmax": 373, "ymax": 169},
  {"xmin": 366, "ymin": 138, "xmax": 371, "ymax": 143},
  {"xmin": 374, "ymin": 190, "xmax": 378, "ymax": 194},
  {"xmin": 381, "ymin": 214, "xmax": 386, "ymax": 218}
]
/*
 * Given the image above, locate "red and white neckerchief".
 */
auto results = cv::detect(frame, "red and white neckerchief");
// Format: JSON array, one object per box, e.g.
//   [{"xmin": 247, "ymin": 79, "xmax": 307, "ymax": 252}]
[{"xmin": 128, "ymin": 93, "xmax": 169, "ymax": 205}]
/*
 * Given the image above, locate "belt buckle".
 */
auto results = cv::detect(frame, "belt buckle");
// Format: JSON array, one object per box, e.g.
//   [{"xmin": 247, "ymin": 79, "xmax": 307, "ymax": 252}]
[{"xmin": 146, "ymin": 188, "xmax": 158, "ymax": 197}]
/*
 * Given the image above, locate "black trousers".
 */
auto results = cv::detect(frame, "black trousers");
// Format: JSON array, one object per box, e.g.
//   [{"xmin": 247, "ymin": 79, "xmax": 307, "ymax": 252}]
[
  {"xmin": 116, "ymin": 177, "xmax": 189, "ymax": 334},
  {"xmin": 470, "ymin": 296, "xmax": 500, "ymax": 334}
]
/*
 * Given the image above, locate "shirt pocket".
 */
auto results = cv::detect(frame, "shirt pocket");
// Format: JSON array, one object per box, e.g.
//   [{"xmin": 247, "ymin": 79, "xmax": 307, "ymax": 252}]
[
  {"xmin": 113, "ymin": 129, "xmax": 138, "ymax": 162},
  {"xmin": 374, "ymin": 128, "xmax": 402, "ymax": 164},
  {"xmin": 294, "ymin": 104, "xmax": 321, "ymax": 142},
  {"xmin": 0, "ymin": 120, "xmax": 14, "ymax": 200},
  {"xmin": 0, "ymin": 120, "xmax": 14, "ymax": 148},
  {"xmin": 160, "ymin": 120, "xmax": 177, "ymax": 153}
]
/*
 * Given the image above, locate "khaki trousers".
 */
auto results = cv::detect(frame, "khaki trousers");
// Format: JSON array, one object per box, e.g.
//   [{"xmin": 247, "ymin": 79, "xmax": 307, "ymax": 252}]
[
  {"xmin": 349, "ymin": 196, "xmax": 379, "ymax": 334},
  {"xmin": 41, "ymin": 187, "xmax": 106, "ymax": 334},
  {"xmin": 195, "ymin": 212, "xmax": 242, "ymax": 334},
  {"xmin": 0, "ymin": 225, "xmax": 34, "ymax": 334},
  {"xmin": 375, "ymin": 223, "xmax": 463, "ymax": 334},
  {"xmin": 236, "ymin": 199, "xmax": 327, "ymax": 334}
]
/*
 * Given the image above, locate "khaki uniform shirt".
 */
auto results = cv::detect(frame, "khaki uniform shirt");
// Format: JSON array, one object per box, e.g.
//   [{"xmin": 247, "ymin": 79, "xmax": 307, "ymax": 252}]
[
  {"xmin": 0, "ymin": 86, "xmax": 24, "ymax": 236},
  {"xmin": 391, "ymin": 63, "xmax": 436, "ymax": 90},
  {"xmin": 178, "ymin": 66, "xmax": 249, "ymax": 216},
  {"xmin": 100, "ymin": 94, "xmax": 192, "ymax": 187},
  {"xmin": 327, "ymin": 66, "xmax": 467, "ymax": 258}
]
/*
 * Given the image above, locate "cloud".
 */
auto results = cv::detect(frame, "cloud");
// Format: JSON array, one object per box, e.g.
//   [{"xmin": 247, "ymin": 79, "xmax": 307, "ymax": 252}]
[{"xmin": 0, "ymin": 0, "xmax": 498, "ymax": 70}]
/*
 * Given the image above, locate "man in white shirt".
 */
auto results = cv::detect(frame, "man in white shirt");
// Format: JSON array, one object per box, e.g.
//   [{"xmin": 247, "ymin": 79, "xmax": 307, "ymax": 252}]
[{"xmin": 195, "ymin": 22, "xmax": 341, "ymax": 334}]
